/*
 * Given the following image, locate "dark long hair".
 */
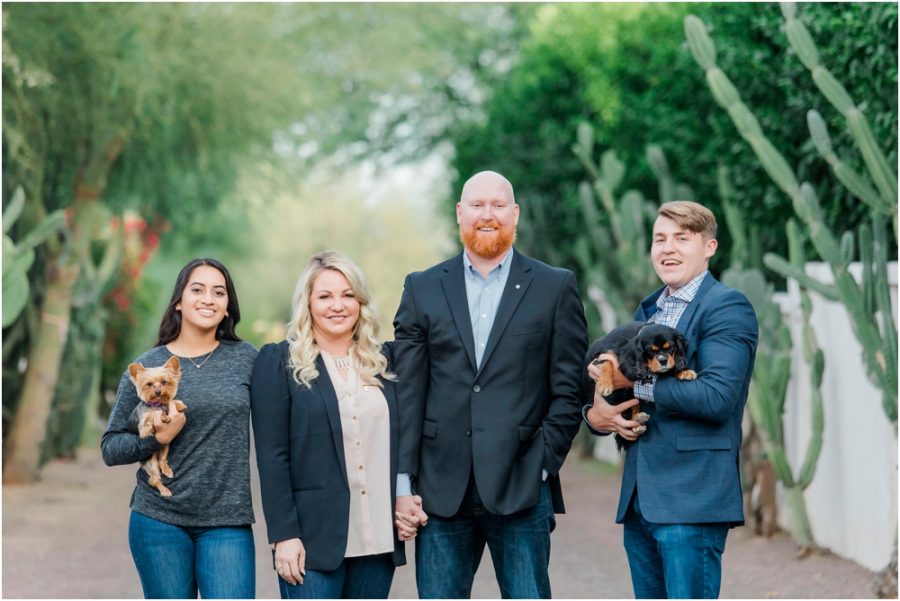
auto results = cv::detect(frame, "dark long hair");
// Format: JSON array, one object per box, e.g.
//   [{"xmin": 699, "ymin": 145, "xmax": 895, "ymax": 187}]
[{"xmin": 156, "ymin": 258, "xmax": 242, "ymax": 346}]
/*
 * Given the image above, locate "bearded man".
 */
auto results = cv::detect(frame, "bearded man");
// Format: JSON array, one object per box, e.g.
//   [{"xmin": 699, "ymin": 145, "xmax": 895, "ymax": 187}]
[{"xmin": 392, "ymin": 171, "xmax": 588, "ymax": 598}]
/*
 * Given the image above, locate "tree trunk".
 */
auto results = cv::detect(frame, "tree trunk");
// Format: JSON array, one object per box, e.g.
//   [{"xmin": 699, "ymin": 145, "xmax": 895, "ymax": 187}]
[
  {"xmin": 3, "ymin": 131, "xmax": 125, "ymax": 483},
  {"xmin": 3, "ymin": 259, "xmax": 79, "ymax": 482}
]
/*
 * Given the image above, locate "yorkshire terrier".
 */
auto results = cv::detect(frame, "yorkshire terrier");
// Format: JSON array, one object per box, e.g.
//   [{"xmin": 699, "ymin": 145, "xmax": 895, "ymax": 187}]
[{"xmin": 127, "ymin": 356, "xmax": 186, "ymax": 497}]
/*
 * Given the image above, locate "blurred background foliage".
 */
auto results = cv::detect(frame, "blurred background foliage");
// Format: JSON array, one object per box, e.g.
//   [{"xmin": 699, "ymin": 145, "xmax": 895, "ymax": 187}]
[
  {"xmin": 450, "ymin": 2, "xmax": 897, "ymax": 279},
  {"xmin": 1, "ymin": 3, "xmax": 896, "ymax": 481}
]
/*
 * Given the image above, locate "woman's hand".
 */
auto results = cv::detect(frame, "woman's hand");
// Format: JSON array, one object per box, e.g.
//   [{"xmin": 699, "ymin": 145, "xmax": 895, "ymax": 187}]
[
  {"xmin": 153, "ymin": 405, "xmax": 186, "ymax": 445},
  {"xmin": 395, "ymin": 494, "xmax": 428, "ymax": 541},
  {"xmin": 274, "ymin": 538, "xmax": 306, "ymax": 586}
]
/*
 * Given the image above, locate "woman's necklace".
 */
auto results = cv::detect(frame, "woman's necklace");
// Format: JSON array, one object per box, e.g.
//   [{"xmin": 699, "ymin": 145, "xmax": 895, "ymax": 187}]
[
  {"xmin": 185, "ymin": 344, "xmax": 218, "ymax": 369},
  {"xmin": 333, "ymin": 354, "xmax": 352, "ymax": 370}
]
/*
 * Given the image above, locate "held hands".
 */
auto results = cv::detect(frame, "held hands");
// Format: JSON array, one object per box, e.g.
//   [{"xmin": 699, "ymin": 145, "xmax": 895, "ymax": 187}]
[
  {"xmin": 153, "ymin": 403, "xmax": 186, "ymax": 445},
  {"xmin": 395, "ymin": 494, "xmax": 428, "ymax": 542},
  {"xmin": 586, "ymin": 353, "xmax": 642, "ymax": 440},
  {"xmin": 274, "ymin": 537, "xmax": 306, "ymax": 586}
]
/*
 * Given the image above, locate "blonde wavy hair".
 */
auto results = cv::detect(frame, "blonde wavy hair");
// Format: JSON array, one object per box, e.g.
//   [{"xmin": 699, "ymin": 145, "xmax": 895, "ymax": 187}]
[{"xmin": 286, "ymin": 250, "xmax": 394, "ymax": 388}]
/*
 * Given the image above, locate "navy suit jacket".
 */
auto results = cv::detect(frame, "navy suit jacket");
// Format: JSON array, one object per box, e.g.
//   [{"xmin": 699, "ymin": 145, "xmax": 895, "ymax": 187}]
[
  {"xmin": 615, "ymin": 274, "xmax": 758, "ymax": 525},
  {"xmin": 250, "ymin": 342, "xmax": 406, "ymax": 570},
  {"xmin": 393, "ymin": 249, "xmax": 588, "ymax": 518}
]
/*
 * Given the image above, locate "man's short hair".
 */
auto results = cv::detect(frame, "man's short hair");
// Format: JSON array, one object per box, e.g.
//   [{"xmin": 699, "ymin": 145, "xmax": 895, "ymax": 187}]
[{"xmin": 658, "ymin": 201, "xmax": 717, "ymax": 240}]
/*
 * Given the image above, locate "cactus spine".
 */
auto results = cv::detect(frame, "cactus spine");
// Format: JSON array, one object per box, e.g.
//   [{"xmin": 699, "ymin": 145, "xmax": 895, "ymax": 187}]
[{"xmin": 684, "ymin": 12, "xmax": 897, "ymax": 426}]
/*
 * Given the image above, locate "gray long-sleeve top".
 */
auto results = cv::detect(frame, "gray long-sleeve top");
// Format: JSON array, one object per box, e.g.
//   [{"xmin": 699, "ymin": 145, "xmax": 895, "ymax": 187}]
[{"xmin": 101, "ymin": 341, "xmax": 257, "ymax": 527}]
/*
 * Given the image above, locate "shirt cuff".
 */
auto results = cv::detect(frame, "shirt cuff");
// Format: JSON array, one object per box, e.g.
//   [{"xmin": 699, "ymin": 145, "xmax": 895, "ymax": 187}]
[
  {"xmin": 396, "ymin": 473, "xmax": 412, "ymax": 497},
  {"xmin": 633, "ymin": 375, "xmax": 657, "ymax": 403},
  {"xmin": 581, "ymin": 404, "xmax": 612, "ymax": 436}
]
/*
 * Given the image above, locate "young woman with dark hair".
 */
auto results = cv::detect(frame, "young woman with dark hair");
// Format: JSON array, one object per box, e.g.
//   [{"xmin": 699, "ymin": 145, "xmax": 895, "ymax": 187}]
[{"xmin": 102, "ymin": 257, "xmax": 258, "ymax": 599}]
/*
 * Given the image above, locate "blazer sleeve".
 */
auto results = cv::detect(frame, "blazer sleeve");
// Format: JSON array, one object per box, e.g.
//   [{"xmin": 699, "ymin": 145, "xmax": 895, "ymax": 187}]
[
  {"xmin": 392, "ymin": 273, "xmax": 429, "ymax": 477},
  {"xmin": 653, "ymin": 290, "xmax": 759, "ymax": 422},
  {"xmin": 542, "ymin": 271, "xmax": 590, "ymax": 475},
  {"xmin": 251, "ymin": 342, "xmax": 303, "ymax": 543}
]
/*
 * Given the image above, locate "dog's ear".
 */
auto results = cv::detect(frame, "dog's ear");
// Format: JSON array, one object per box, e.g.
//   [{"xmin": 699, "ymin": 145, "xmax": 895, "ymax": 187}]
[
  {"xmin": 626, "ymin": 338, "xmax": 652, "ymax": 381},
  {"xmin": 128, "ymin": 363, "xmax": 144, "ymax": 384},
  {"xmin": 674, "ymin": 333, "xmax": 689, "ymax": 371},
  {"xmin": 164, "ymin": 355, "xmax": 181, "ymax": 376}
]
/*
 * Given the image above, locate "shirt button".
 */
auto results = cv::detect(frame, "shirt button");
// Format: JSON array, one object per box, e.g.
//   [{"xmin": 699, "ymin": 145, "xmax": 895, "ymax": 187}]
[
  {"xmin": 356, "ymin": 441, "xmax": 361, "ymax": 447},
  {"xmin": 473, "ymin": 385, "xmax": 481, "ymax": 392},
  {"xmin": 480, "ymin": 342, "xmax": 485, "ymax": 347},
  {"xmin": 352, "ymin": 415, "xmax": 358, "ymax": 420},
  {"xmin": 466, "ymin": 429, "xmax": 471, "ymax": 436},
  {"xmin": 358, "ymin": 465, "xmax": 364, "ymax": 470},
  {"xmin": 361, "ymin": 490, "xmax": 366, "ymax": 495}
]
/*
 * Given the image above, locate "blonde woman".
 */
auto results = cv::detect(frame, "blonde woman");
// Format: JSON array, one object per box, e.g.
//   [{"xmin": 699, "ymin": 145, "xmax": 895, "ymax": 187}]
[{"xmin": 251, "ymin": 251, "xmax": 423, "ymax": 599}]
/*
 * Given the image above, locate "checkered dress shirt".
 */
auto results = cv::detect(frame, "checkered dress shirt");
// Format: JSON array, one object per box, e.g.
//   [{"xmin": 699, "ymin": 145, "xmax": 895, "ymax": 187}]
[{"xmin": 632, "ymin": 270, "xmax": 708, "ymax": 403}]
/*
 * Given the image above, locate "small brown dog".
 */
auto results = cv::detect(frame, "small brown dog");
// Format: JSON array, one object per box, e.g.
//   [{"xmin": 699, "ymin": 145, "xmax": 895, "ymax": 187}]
[{"xmin": 127, "ymin": 356, "xmax": 186, "ymax": 497}]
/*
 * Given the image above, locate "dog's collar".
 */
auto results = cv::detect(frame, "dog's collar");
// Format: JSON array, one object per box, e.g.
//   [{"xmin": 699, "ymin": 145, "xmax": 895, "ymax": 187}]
[{"xmin": 142, "ymin": 400, "xmax": 166, "ymax": 408}]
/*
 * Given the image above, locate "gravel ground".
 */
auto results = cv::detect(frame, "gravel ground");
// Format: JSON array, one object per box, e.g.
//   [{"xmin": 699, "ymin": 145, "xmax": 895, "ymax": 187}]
[{"xmin": 2, "ymin": 447, "xmax": 879, "ymax": 599}]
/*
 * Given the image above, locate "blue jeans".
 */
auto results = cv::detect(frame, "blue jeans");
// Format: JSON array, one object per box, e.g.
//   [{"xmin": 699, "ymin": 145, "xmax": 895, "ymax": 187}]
[
  {"xmin": 415, "ymin": 479, "xmax": 555, "ymax": 599},
  {"xmin": 128, "ymin": 511, "xmax": 255, "ymax": 599},
  {"xmin": 277, "ymin": 552, "xmax": 395, "ymax": 599},
  {"xmin": 623, "ymin": 494, "xmax": 729, "ymax": 599}
]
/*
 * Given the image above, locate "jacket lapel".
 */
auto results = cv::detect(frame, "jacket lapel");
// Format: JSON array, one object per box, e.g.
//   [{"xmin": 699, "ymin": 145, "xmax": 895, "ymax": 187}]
[
  {"xmin": 314, "ymin": 355, "xmax": 348, "ymax": 487},
  {"xmin": 476, "ymin": 250, "xmax": 532, "ymax": 378},
  {"xmin": 674, "ymin": 273, "xmax": 717, "ymax": 335},
  {"xmin": 441, "ymin": 255, "xmax": 478, "ymax": 373}
]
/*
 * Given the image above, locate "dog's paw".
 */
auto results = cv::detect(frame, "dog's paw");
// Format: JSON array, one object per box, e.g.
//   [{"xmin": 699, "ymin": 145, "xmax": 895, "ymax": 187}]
[
  {"xmin": 631, "ymin": 425, "xmax": 647, "ymax": 435},
  {"xmin": 161, "ymin": 465, "xmax": 174, "ymax": 478},
  {"xmin": 159, "ymin": 485, "xmax": 173, "ymax": 497},
  {"xmin": 677, "ymin": 369, "xmax": 697, "ymax": 381},
  {"xmin": 634, "ymin": 412, "xmax": 650, "ymax": 425},
  {"xmin": 597, "ymin": 380, "xmax": 615, "ymax": 397},
  {"xmin": 174, "ymin": 400, "xmax": 187, "ymax": 412}
]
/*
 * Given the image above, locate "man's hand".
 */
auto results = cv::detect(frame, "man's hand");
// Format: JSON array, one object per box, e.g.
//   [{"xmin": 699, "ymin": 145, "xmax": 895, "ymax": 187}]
[
  {"xmin": 395, "ymin": 494, "xmax": 428, "ymax": 542},
  {"xmin": 587, "ymin": 353, "xmax": 633, "ymax": 390},
  {"xmin": 274, "ymin": 537, "xmax": 306, "ymax": 585},
  {"xmin": 586, "ymin": 394, "xmax": 642, "ymax": 441},
  {"xmin": 153, "ymin": 406, "xmax": 186, "ymax": 445}
]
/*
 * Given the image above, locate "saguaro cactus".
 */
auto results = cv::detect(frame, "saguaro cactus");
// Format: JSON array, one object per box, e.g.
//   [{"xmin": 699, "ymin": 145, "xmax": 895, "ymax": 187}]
[
  {"xmin": 684, "ymin": 12, "xmax": 897, "ymax": 426},
  {"xmin": 781, "ymin": 2, "xmax": 897, "ymax": 234},
  {"xmin": 572, "ymin": 123, "xmax": 692, "ymax": 329},
  {"xmin": 721, "ymin": 167, "xmax": 824, "ymax": 549}
]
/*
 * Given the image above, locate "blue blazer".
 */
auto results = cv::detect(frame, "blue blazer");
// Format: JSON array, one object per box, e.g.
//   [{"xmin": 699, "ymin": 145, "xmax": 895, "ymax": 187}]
[
  {"xmin": 616, "ymin": 274, "xmax": 758, "ymax": 525},
  {"xmin": 250, "ymin": 341, "xmax": 406, "ymax": 570}
]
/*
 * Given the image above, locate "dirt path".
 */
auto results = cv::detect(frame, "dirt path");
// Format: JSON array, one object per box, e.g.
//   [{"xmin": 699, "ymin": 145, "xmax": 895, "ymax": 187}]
[{"xmin": 3, "ymin": 448, "xmax": 877, "ymax": 599}]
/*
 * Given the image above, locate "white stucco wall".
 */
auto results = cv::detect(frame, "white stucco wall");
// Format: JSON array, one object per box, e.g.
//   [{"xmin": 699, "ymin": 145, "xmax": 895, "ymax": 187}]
[{"xmin": 778, "ymin": 262, "xmax": 898, "ymax": 572}]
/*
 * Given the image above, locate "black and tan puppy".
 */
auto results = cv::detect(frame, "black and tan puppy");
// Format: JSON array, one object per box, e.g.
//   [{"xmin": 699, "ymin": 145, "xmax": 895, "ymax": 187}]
[
  {"xmin": 127, "ymin": 356, "xmax": 186, "ymax": 497},
  {"xmin": 587, "ymin": 321, "xmax": 696, "ymax": 449}
]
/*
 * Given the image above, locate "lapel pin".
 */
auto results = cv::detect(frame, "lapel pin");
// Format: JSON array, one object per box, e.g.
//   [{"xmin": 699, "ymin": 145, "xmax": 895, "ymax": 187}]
[{"xmin": 515, "ymin": 284, "xmax": 521, "ymax": 289}]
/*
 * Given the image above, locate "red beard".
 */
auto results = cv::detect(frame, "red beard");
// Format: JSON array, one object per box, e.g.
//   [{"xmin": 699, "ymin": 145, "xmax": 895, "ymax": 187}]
[{"xmin": 460, "ymin": 219, "xmax": 517, "ymax": 259}]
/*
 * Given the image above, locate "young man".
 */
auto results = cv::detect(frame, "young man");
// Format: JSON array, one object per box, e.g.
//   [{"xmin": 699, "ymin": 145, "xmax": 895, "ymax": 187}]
[
  {"xmin": 584, "ymin": 200, "xmax": 759, "ymax": 599},
  {"xmin": 393, "ymin": 171, "xmax": 588, "ymax": 598}
]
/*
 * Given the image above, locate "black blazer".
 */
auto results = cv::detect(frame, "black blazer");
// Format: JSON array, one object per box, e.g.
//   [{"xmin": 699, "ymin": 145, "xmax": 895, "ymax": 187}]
[
  {"xmin": 392, "ymin": 250, "xmax": 588, "ymax": 518},
  {"xmin": 250, "ymin": 341, "xmax": 405, "ymax": 571}
]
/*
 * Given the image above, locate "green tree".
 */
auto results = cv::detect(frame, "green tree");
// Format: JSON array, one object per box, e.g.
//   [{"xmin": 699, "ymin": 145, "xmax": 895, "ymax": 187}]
[
  {"xmin": 2, "ymin": 3, "xmax": 529, "ymax": 478},
  {"xmin": 450, "ymin": 3, "xmax": 897, "ymax": 282}
]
